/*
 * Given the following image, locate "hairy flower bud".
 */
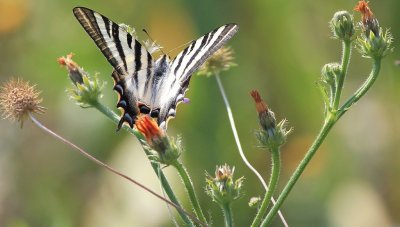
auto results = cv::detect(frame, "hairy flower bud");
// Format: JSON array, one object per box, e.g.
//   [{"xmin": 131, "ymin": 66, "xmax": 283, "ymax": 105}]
[
  {"xmin": 250, "ymin": 90, "xmax": 291, "ymax": 149},
  {"xmin": 248, "ymin": 197, "xmax": 261, "ymax": 208},
  {"xmin": 205, "ymin": 164, "xmax": 244, "ymax": 205},
  {"xmin": 354, "ymin": 1, "xmax": 393, "ymax": 59},
  {"xmin": 58, "ymin": 54, "xmax": 104, "ymax": 107},
  {"xmin": 321, "ymin": 63, "xmax": 341, "ymax": 88},
  {"xmin": 330, "ymin": 11, "xmax": 355, "ymax": 41},
  {"xmin": 136, "ymin": 115, "xmax": 181, "ymax": 165}
]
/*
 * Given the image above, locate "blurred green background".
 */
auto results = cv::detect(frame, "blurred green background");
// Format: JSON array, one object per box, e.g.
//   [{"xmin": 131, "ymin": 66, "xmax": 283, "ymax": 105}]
[{"xmin": 1, "ymin": 0, "xmax": 399, "ymax": 226}]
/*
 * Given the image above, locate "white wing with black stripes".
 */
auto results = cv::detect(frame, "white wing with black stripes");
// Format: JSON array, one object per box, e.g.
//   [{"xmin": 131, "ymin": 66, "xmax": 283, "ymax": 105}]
[
  {"xmin": 73, "ymin": 7, "xmax": 154, "ymax": 129},
  {"xmin": 73, "ymin": 6, "xmax": 239, "ymax": 131},
  {"xmin": 156, "ymin": 24, "xmax": 239, "ymax": 129}
]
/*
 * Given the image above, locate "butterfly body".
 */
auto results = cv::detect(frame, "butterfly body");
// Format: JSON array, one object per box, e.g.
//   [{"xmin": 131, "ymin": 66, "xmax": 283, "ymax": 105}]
[{"xmin": 73, "ymin": 7, "xmax": 238, "ymax": 130}]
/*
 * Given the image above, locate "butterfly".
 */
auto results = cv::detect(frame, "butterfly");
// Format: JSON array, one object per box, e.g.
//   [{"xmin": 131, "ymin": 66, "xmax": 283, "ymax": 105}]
[{"xmin": 73, "ymin": 7, "xmax": 238, "ymax": 131}]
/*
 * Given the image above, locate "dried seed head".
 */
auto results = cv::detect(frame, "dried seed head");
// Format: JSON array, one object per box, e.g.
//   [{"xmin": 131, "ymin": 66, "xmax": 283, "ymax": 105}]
[
  {"xmin": 0, "ymin": 78, "xmax": 45, "ymax": 125},
  {"xmin": 197, "ymin": 46, "xmax": 236, "ymax": 77}
]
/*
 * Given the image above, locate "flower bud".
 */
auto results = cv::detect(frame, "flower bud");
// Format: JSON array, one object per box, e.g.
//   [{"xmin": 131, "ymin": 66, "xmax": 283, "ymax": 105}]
[
  {"xmin": 354, "ymin": 1, "xmax": 393, "ymax": 59},
  {"xmin": 248, "ymin": 197, "xmax": 261, "ymax": 208},
  {"xmin": 354, "ymin": 0, "xmax": 379, "ymax": 37},
  {"xmin": 250, "ymin": 90, "xmax": 276, "ymax": 135},
  {"xmin": 205, "ymin": 164, "xmax": 244, "ymax": 205},
  {"xmin": 57, "ymin": 53, "xmax": 84, "ymax": 85},
  {"xmin": 250, "ymin": 90, "xmax": 292, "ymax": 149},
  {"xmin": 330, "ymin": 11, "xmax": 355, "ymax": 41},
  {"xmin": 357, "ymin": 29, "xmax": 393, "ymax": 60},
  {"xmin": 58, "ymin": 54, "xmax": 104, "ymax": 107},
  {"xmin": 321, "ymin": 63, "xmax": 340, "ymax": 88},
  {"xmin": 136, "ymin": 115, "xmax": 181, "ymax": 165}
]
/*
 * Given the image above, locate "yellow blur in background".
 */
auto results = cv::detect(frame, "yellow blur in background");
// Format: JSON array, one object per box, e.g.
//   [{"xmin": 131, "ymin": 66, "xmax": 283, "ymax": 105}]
[{"xmin": 0, "ymin": 0, "xmax": 399, "ymax": 226}]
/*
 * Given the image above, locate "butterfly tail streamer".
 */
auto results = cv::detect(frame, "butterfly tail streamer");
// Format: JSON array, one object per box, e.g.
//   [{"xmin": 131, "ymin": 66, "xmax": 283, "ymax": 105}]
[{"xmin": 215, "ymin": 75, "xmax": 289, "ymax": 227}]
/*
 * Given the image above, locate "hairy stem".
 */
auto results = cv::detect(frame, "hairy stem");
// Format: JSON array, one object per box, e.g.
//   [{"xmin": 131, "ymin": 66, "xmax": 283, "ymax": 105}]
[
  {"xmin": 172, "ymin": 160, "xmax": 208, "ymax": 225},
  {"xmin": 251, "ymin": 147, "xmax": 281, "ymax": 227},
  {"xmin": 221, "ymin": 203, "xmax": 234, "ymax": 227},
  {"xmin": 338, "ymin": 59, "xmax": 381, "ymax": 119},
  {"xmin": 333, "ymin": 40, "xmax": 352, "ymax": 109},
  {"xmin": 215, "ymin": 74, "xmax": 288, "ymax": 227},
  {"xmin": 262, "ymin": 118, "xmax": 335, "ymax": 226}
]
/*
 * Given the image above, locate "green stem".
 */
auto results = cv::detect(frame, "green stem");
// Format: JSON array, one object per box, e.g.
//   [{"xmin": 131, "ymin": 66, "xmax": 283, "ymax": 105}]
[
  {"xmin": 172, "ymin": 159, "xmax": 208, "ymax": 225},
  {"xmin": 215, "ymin": 74, "xmax": 288, "ymax": 226},
  {"xmin": 333, "ymin": 40, "xmax": 352, "ymax": 109},
  {"xmin": 251, "ymin": 147, "xmax": 281, "ymax": 227},
  {"xmin": 338, "ymin": 59, "xmax": 381, "ymax": 119},
  {"xmin": 261, "ymin": 118, "xmax": 336, "ymax": 226},
  {"xmin": 92, "ymin": 101, "xmax": 195, "ymax": 227},
  {"xmin": 221, "ymin": 203, "xmax": 234, "ymax": 227},
  {"xmin": 261, "ymin": 54, "xmax": 382, "ymax": 226}
]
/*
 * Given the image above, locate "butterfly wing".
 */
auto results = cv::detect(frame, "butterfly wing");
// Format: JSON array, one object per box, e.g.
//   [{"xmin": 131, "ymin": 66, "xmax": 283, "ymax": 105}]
[
  {"xmin": 157, "ymin": 24, "xmax": 239, "ymax": 129},
  {"xmin": 73, "ymin": 7, "xmax": 153, "ymax": 129}
]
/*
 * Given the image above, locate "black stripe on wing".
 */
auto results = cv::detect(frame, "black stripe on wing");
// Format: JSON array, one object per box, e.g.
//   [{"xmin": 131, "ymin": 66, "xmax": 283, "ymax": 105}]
[
  {"xmin": 171, "ymin": 23, "xmax": 239, "ymax": 83},
  {"xmin": 157, "ymin": 24, "xmax": 239, "ymax": 130},
  {"xmin": 73, "ymin": 7, "xmax": 150, "ymax": 79},
  {"xmin": 73, "ymin": 7, "xmax": 154, "ymax": 130}
]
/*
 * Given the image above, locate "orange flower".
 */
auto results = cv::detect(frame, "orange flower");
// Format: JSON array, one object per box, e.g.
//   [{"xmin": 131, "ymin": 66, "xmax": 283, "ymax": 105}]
[
  {"xmin": 354, "ymin": 0, "xmax": 374, "ymax": 24},
  {"xmin": 250, "ymin": 90, "xmax": 276, "ymax": 133},
  {"xmin": 250, "ymin": 90, "xmax": 268, "ymax": 114},
  {"xmin": 136, "ymin": 115, "xmax": 164, "ymax": 148},
  {"xmin": 57, "ymin": 53, "xmax": 78, "ymax": 70},
  {"xmin": 57, "ymin": 53, "xmax": 84, "ymax": 84},
  {"xmin": 136, "ymin": 115, "xmax": 182, "ymax": 163}
]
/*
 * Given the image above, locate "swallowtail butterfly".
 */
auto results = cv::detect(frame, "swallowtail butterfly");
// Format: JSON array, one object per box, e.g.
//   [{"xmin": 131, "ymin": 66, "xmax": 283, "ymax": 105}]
[{"xmin": 73, "ymin": 7, "xmax": 238, "ymax": 130}]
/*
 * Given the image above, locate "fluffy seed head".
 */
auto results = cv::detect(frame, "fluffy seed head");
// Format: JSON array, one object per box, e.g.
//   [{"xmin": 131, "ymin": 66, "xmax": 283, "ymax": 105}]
[
  {"xmin": 197, "ymin": 46, "xmax": 236, "ymax": 76},
  {"xmin": 0, "ymin": 78, "xmax": 45, "ymax": 124}
]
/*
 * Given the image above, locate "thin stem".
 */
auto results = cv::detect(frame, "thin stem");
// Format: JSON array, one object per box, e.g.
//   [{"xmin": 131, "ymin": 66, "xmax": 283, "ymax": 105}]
[
  {"xmin": 333, "ymin": 40, "xmax": 352, "ymax": 109},
  {"xmin": 251, "ymin": 147, "xmax": 281, "ymax": 227},
  {"xmin": 28, "ymin": 113, "xmax": 202, "ymax": 226},
  {"xmin": 261, "ymin": 118, "xmax": 335, "ymax": 226},
  {"xmin": 92, "ymin": 101, "xmax": 196, "ymax": 226},
  {"xmin": 221, "ymin": 203, "xmax": 234, "ymax": 227},
  {"xmin": 215, "ymin": 74, "xmax": 288, "ymax": 227},
  {"xmin": 338, "ymin": 59, "xmax": 381, "ymax": 119},
  {"xmin": 172, "ymin": 160, "xmax": 208, "ymax": 225}
]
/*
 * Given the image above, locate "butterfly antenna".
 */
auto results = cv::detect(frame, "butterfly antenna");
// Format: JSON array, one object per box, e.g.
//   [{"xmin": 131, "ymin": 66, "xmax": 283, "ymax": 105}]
[
  {"xmin": 166, "ymin": 39, "xmax": 194, "ymax": 56},
  {"xmin": 142, "ymin": 29, "xmax": 165, "ymax": 55}
]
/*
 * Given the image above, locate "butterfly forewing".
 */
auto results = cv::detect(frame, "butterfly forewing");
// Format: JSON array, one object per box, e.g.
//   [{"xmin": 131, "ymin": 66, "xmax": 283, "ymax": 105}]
[
  {"xmin": 73, "ymin": 7, "xmax": 156, "ymax": 129},
  {"xmin": 156, "ymin": 24, "xmax": 239, "ymax": 129}
]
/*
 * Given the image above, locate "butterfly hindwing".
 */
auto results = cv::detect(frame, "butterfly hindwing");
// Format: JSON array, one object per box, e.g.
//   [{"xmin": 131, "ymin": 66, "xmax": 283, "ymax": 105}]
[{"xmin": 156, "ymin": 24, "xmax": 239, "ymax": 129}]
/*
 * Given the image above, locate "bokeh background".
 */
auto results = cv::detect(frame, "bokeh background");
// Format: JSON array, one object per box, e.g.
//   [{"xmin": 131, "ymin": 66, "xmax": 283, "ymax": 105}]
[{"xmin": 1, "ymin": 0, "xmax": 399, "ymax": 226}]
